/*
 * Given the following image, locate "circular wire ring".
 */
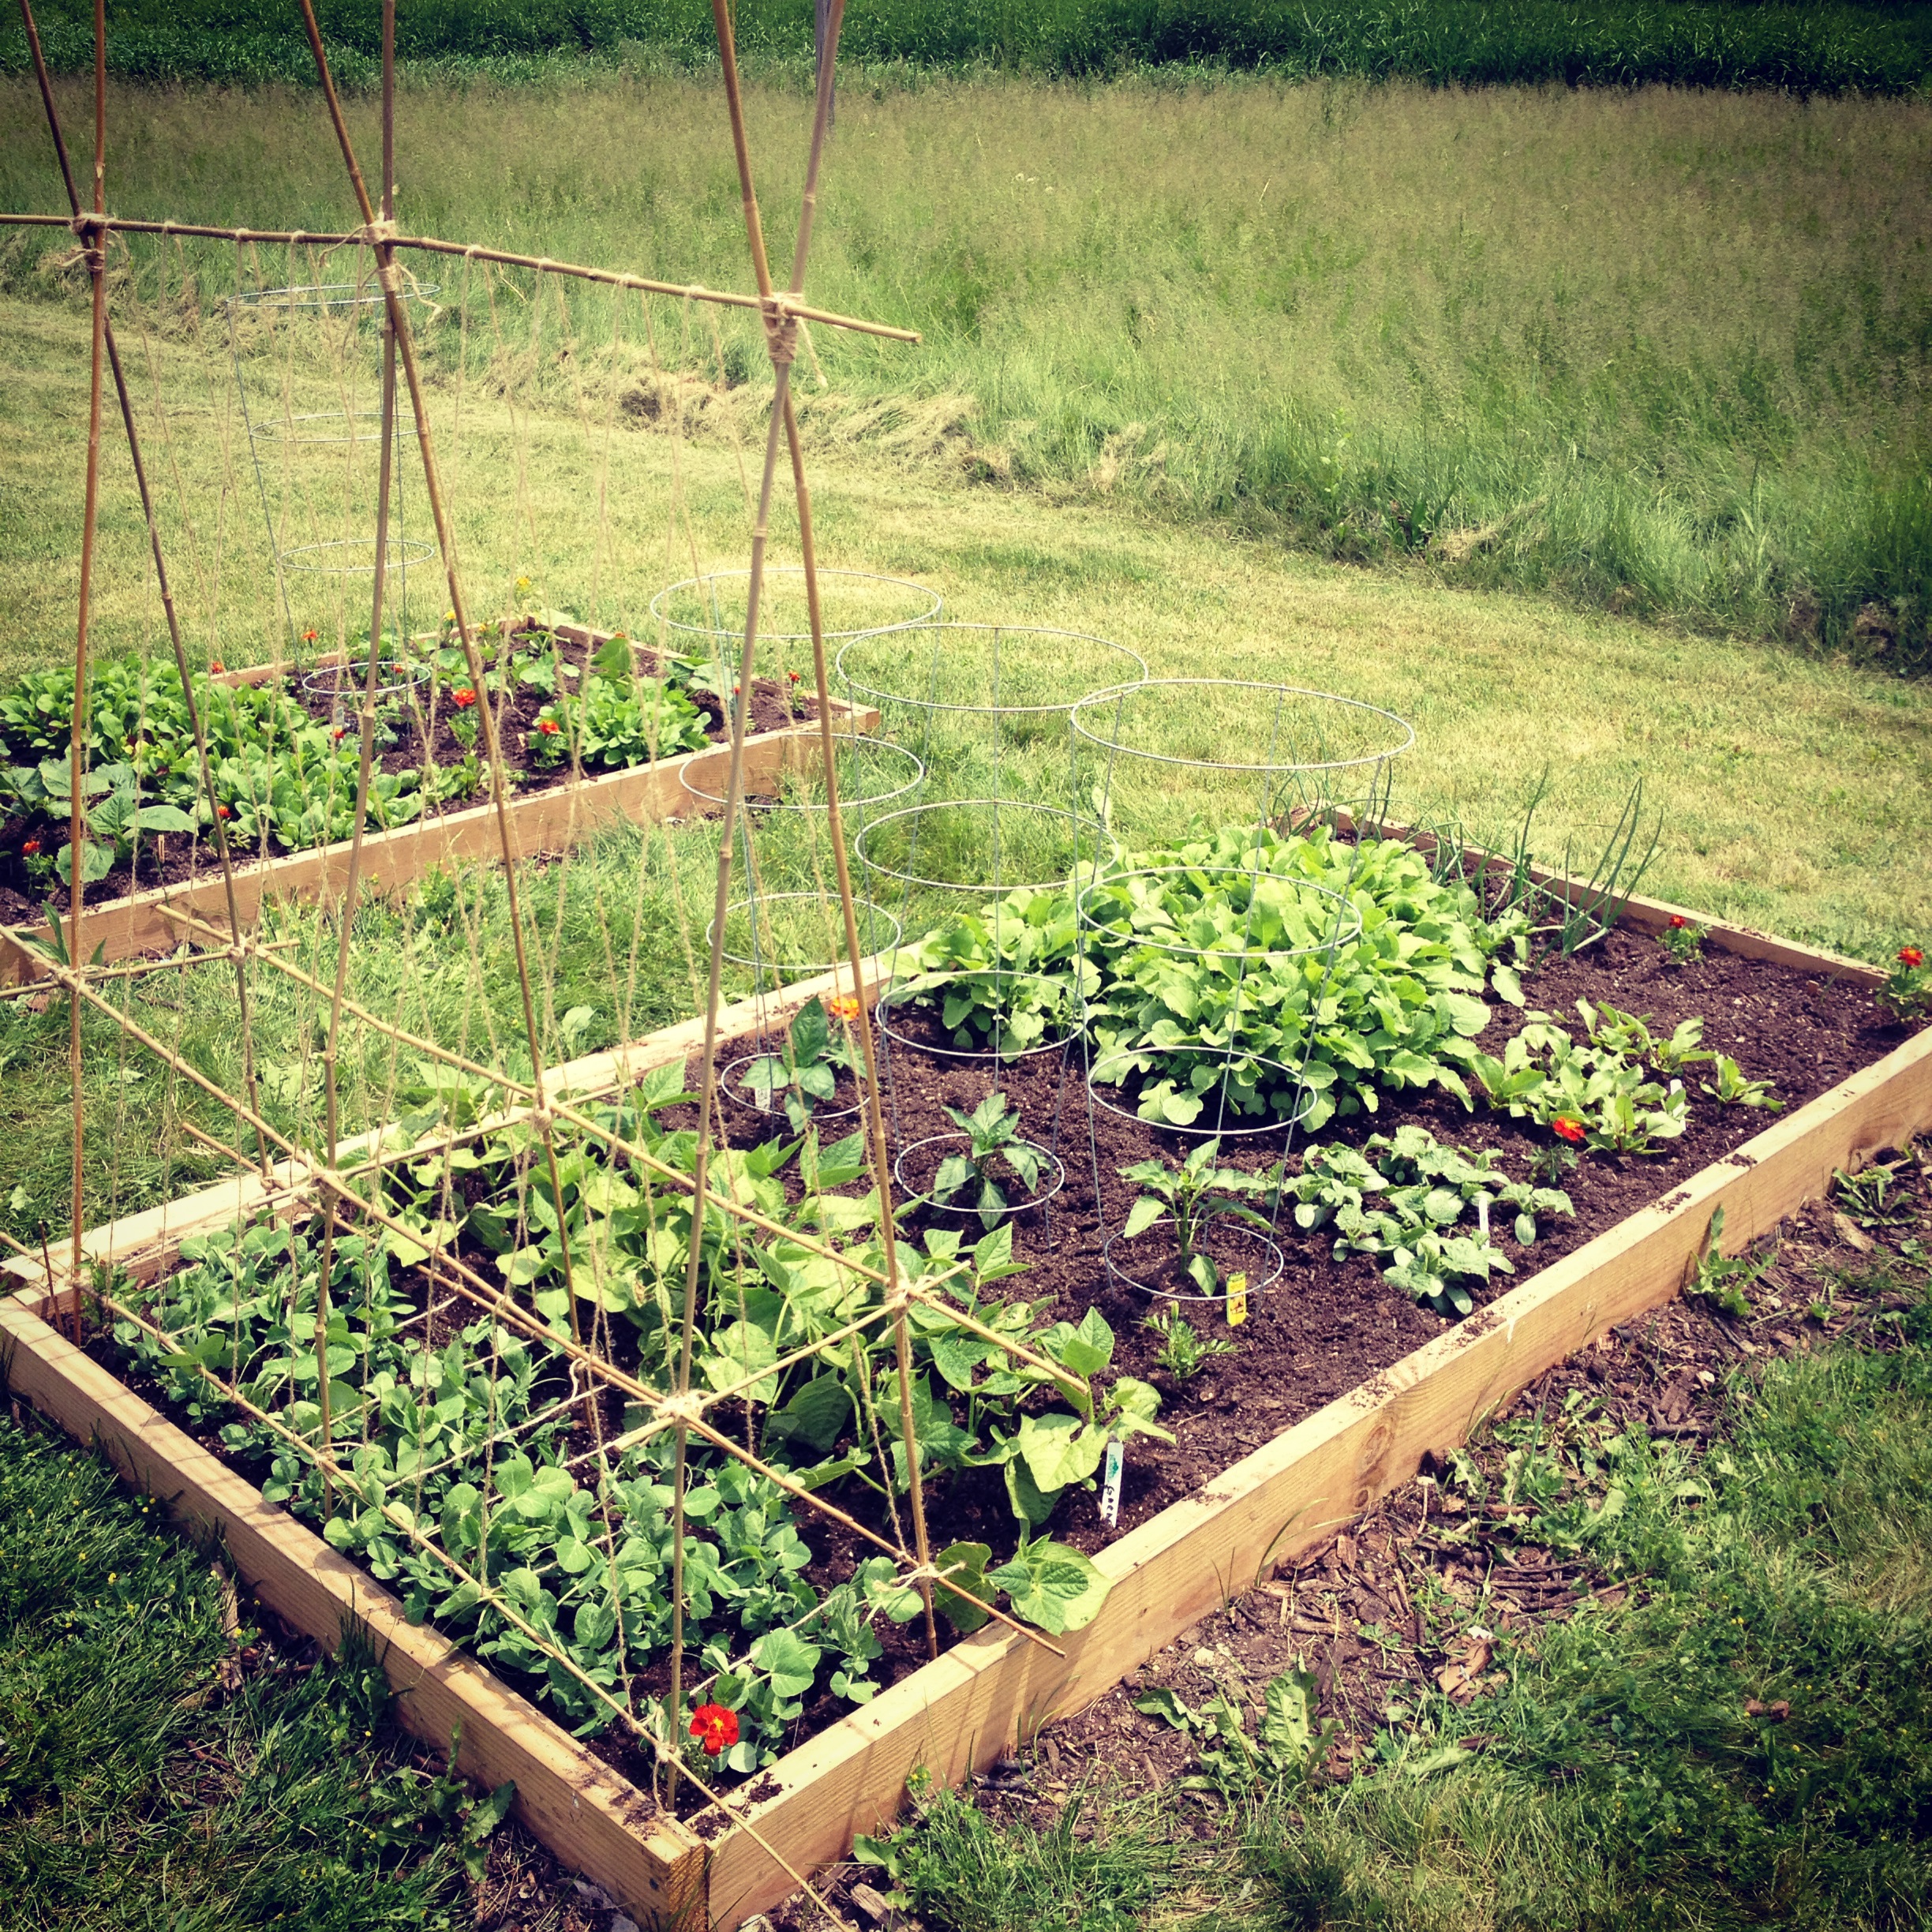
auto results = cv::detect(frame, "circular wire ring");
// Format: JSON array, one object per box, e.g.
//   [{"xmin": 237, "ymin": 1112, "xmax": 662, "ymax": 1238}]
[
  {"xmin": 1071, "ymin": 678, "xmax": 1415, "ymax": 775},
  {"xmin": 706, "ymin": 891, "xmax": 901, "ymax": 976},
  {"xmin": 1076, "ymin": 863, "xmax": 1364, "ymax": 964},
  {"xmin": 649, "ymin": 567, "xmax": 941, "ymax": 646},
  {"xmin": 249, "ymin": 407, "xmax": 420, "ymax": 447},
  {"xmin": 302, "ymin": 657, "xmax": 432, "ymax": 702},
  {"xmin": 872, "ymin": 970, "xmax": 1081, "ymax": 1065},
  {"xmin": 890, "ymin": 1132, "xmax": 1067, "ymax": 1221},
  {"xmin": 719, "ymin": 1053, "xmax": 865, "ymax": 1129},
  {"xmin": 679, "ymin": 736, "xmax": 926, "ymax": 814},
  {"xmin": 836, "ymin": 622, "xmax": 1148, "ymax": 717},
  {"xmin": 1100, "ymin": 1218, "xmax": 1286, "ymax": 1305},
  {"xmin": 281, "ymin": 536, "xmax": 436, "ymax": 573},
  {"xmin": 853, "ymin": 799, "xmax": 1111, "ymax": 897}
]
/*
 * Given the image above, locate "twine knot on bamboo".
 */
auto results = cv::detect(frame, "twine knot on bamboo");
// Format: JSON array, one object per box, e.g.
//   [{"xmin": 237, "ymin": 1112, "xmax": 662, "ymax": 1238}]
[
  {"xmin": 761, "ymin": 300, "xmax": 799, "ymax": 369},
  {"xmin": 656, "ymin": 1391, "xmax": 705, "ymax": 1428}
]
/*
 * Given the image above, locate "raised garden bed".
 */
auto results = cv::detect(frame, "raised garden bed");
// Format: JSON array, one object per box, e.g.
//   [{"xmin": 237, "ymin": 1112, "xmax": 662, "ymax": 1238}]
[
  {"xmin": 0, "ymin": 621, "xmax": 876, "ymax": 985},
  {"xmin": 5, "ymin": 875, "xmax": 1930, "ymax": 1929}
]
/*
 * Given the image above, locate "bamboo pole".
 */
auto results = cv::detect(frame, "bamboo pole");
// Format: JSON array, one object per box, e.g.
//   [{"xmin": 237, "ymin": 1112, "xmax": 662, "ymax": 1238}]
[{"xmin": 0, "ymin": 211, "xmax": 917, "ymax": 343}]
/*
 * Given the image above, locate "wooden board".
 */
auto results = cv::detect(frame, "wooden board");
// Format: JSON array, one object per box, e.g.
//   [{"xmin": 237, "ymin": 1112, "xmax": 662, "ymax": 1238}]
[
  {"xmin": 0, "ymin": 1294, "xmax": 707, "ymax": 1920},
  {"xmin": 0, "ymin": 705, "xmax": 878, "ymax": 986},
  {"xmin": 6, "ymin": 878, "xmax": 1926, "ymax": 1930}
]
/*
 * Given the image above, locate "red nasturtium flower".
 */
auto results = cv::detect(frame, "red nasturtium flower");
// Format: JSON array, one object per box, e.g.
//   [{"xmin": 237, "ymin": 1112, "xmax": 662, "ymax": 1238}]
[
  {"xmin": 302, "ymin": 629, "xmax": 318, "ymax": 645},
  {"xmin": 1552, "ymin": 1116, "xmax": 1586, "ymax": 1144},
  {"xmin": 208, "ymin": 660, "xmax": 225, "ymax": 674},
  {"xmin": 1901, "ymin": 947, "xmax": 1925, "ymax": 968},
  {"xmin": 1668, "ymin": 914, "xmax": 1689, "ymax": 930},
  {"xmin": 215, "ymin": 804, "xmax": 232, "ymax": 820},
  {"xmin": 537, "ymin": 718, "xmax": 561, "ymax": 736},
  {"xmin": 788, "ymin": 669, "xmax": 801, "ymax": 683},
  {"xmin": 21, "ymin": 840, "xmax": 40, "ymax": 856},
  {"xmin": 689, "ymin": 1703, "xmax": 739, "ymax": 1757},
  {"xmin": 451, "ymin": 687, "xmax": 477, "ymax": 709}
]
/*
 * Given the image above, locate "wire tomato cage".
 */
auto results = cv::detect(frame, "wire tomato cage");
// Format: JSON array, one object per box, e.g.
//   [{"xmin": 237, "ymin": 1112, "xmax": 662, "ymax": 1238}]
[{"xmin": 1066, "ymin": 678, "xmax": 1414, "ymax": 1312}]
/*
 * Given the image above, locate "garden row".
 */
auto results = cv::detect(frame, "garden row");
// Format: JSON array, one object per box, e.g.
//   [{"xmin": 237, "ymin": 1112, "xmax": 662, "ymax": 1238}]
[{"xmin": 0, "ymin": 618, "xmax": 816, "ymax": 924}]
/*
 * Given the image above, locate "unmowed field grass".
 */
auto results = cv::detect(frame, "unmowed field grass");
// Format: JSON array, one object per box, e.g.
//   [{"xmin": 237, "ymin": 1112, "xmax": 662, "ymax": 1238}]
[{"xmin": 2, "ymin": 70, "xmax": 1929, "ymax": 661}]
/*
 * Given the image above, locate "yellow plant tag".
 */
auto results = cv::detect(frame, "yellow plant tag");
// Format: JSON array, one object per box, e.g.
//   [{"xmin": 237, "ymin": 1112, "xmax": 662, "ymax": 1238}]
[{"xmin": 1226, "ymin": 1271, "xmax": 1249, "ymax": 1327}]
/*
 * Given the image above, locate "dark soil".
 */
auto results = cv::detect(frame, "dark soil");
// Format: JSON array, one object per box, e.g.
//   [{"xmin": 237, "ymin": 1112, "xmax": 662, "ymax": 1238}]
[{"xmin": 0, "ymin": 627, "xmax": 816, "ymax": 923}]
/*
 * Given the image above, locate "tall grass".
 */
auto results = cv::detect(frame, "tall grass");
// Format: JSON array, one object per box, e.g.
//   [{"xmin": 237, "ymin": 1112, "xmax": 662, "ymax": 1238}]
[
  {"xmin": 7, "ymin": 1, "xmax": 1932, "ymax": 93},
  {"xmin": 3, "ymin": 72, "xmax": 1926, "ymax": 663}
]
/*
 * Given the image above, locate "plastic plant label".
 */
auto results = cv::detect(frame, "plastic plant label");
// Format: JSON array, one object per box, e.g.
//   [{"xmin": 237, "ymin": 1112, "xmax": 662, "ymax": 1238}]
[
  {"xmin": 1226, "ymin": 1271, "xmax": 1249, "ymax": 1327},
  {"xmin": 1099, "ymin": 1436, "xmax": 1125, "ymax": 1526}
]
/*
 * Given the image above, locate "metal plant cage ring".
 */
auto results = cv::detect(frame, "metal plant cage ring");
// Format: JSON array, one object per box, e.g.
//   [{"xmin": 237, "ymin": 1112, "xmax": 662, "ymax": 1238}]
[
  {"xmin": 872, "ymin": 968, "xmax": 1083, "ymax": 1066},
  {"xmin": 281, "ymin": 536, "xmax": 436, "ymax": 575},
  {"xmin": 228, "ymin": 282, "xmax": 440, "ymax": 315},
  {"xmin": 835, "ymin": 623, "xmax": 1148, "ymax": 718},
  {"xmin": 248, "ymin": 406, "xmax": 423, "ymax": 448},
  {"xmin": 679, "ymin": 736, "xmax": 927, "ymax": 814},
  {"xmin": 1084, "ymin": 1042, "xmax": 1324, "ymax": 1140},
  {"xmin": 1071, "ymin": 679, "xmax": 1415, "ymax": 777},
  {"xmin": 648, "ymin": 567, "xmax": 942, "ymax": 648},
  {"xmin": 706, "ymin": 891, "xmax": 901, "ymax": 978},
  {"xmin": 854, "ymin": 799, "xmax": 1114, "ymax": 898},
  {"xmin": 890, "ymin": 1132, "xmax": 1068, "ymax": 1222},
  {"xmin": 1075, "ymin": 864, "xmax": 1365, "ymax": 967},
  {"xmin": 1099, "ymin": 1217, "xmax": 1286, "ymax": 1306},
  {"xmin": 302, "ymin": 655, "xmax": 434, "ymax": 703},
  {"xmin": 720, "ymin": 1053, "xmax": 866, "ymax": 1129}
]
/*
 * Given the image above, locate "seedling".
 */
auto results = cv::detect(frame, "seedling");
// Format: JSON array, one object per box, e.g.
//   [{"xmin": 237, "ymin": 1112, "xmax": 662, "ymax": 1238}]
[
  {"xmin": 1142, "ymin": 1307, "xmax": 1235, "ymax": 1380},
  {"xmin": 1687, "ymin": 1206, "xmax": 1768, "ymax": 1319},
  {"xmin": 739, "ymin": 995, "xmax": 863, "ymax": 1133},
  {"xmin": 1877, "ymin": 945, "xmax": 1930, "ymax": 1023},
  {"xmin": 1119, "ymin": 1138, "xmax": 1279, "ymax": 1297},
  {"xmin": 1701, "ymin": 1055, "xmax": 1781, "ymax": 1110},
  {"xmin": 930, "ymin": 1092, "xmax": 1046, "ymax": 1230}
]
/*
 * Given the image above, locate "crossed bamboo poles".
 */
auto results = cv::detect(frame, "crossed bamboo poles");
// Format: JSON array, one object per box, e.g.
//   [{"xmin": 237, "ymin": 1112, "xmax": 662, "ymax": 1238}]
[{"xmin": 9, "ymin": 0, "xmax": 997, "ymax": 1912}]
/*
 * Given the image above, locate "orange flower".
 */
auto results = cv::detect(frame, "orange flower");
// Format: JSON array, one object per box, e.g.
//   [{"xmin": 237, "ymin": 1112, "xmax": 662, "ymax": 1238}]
[
  {"xmin": 451, "ymin": 687, "xmax": 477, "ymax": 709},
  {"xmin": 689, "ymin": 1702, "xmax": 739, "ymax": 1757},
  {"xmin": 1901, "ymin": 946, "xmax": 1925, "ymax": 968},
  {"xmin": 302, "ymin": 629, "xmax": 318, "ymax": 644},
  {"xmin": 1668, "ymin": 914, "xmax": 1688, "ymax": 930},
  {"xmin": 208, "ymin": 660, "xmax": 225, "ymax": 675},
  {"xmin": 215, "ymin": 804, "xmax": 232, "ymax": 820},
  {"xmin": 537, "ymin": 718, "xmax": 561, "ymax": 736},
  {"xmin": 21, "ymin": 839, "xmax": 40, "ymax": 856},
  {"xmin": 829, "ymin": 994, "xmax": 860, "ymax": 1022},
  {"xmin": 1552, "ymin": 1116, "xmax": 1586, "ymax": 1144}
]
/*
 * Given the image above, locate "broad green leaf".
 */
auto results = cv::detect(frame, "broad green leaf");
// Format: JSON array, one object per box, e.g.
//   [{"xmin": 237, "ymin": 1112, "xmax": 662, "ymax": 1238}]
[
  {"xmin": 987, "ymin": 1537, "xmax": 1110, "ymax": 1636},
  {"xmin": 933, "ymin": 1541, "xmax": 992, "ymax": 1634}
]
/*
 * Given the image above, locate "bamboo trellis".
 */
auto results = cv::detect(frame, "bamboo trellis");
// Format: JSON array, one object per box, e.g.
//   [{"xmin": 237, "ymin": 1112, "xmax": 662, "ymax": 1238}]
[{"xmin": 0, "ymin": 2, "xmax": 1032, "ymax": 1918}]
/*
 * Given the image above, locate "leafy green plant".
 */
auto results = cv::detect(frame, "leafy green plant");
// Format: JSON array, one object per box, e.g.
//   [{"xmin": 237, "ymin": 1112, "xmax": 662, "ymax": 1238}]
[
  {"xmin": 1143, "ymin": 1307, "xmax": 1235, "ymax": 1380},
  {"xmin": 1470, "ymin": 1006, "xmax": 1693, "ymax": 1155},
  {"xmin": 889, "ymin": 888, "xmax": 1091, "ymax": 1058},
  {"xmin": 739, "ymin": 994, "xmax": 863, "ymax": 1132},
  {"xmin": 930, "ymin": 1092, "xmax": 1046, "ymax": 1230},
  {"xmin": 1133, "ymin": 1664, "xmax": 1336, "ymax": 1796},
  {"xmin": 1658, "ymin": 913, "xmax": 1707, "ymax": 964},
  {"xmin": 1290, "ymin": 1125, "xmax": 1573, "ymax": 1317},
  {"xmin": 1687, "ymin": 1206, "xmax": 1767, "ymax": 1319},
  {"xmin": 1118, "ymin": 1137, "xmax": 1280, "ymax": 1297},
  {"xmin": 527, "ymin": 635, "xmax": 707, "ymax": 770},
  {"xmin": 1701, "ymin": 1054, "xmax": 1782, "ymax": 1110}
]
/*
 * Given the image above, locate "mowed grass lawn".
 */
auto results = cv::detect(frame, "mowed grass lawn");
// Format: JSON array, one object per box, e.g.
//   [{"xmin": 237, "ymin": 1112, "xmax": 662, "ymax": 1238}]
[{"xmin": 2, "ymin": 290, "xmax": 1929, "ymax": 961}]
